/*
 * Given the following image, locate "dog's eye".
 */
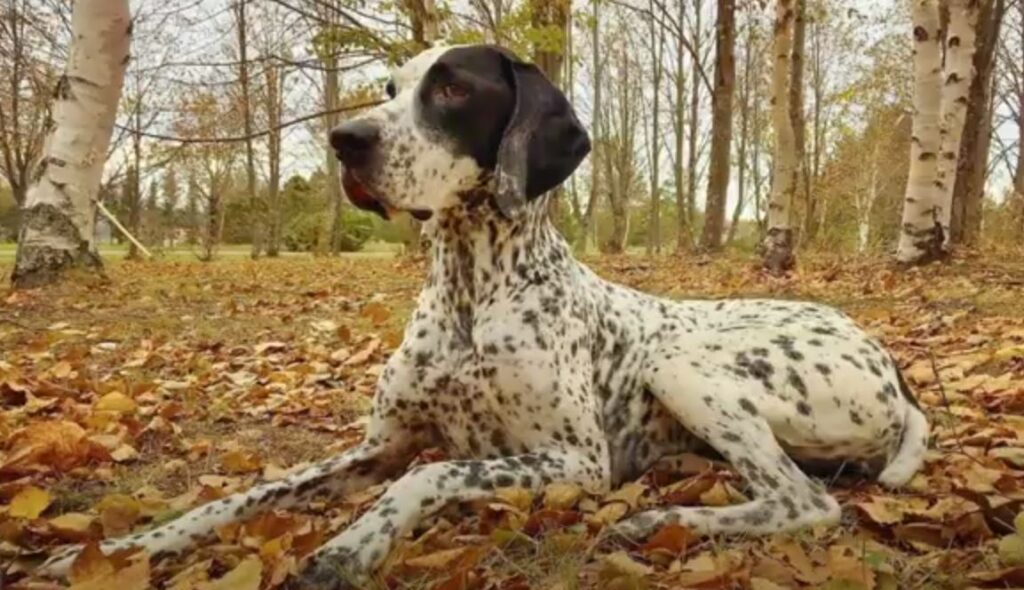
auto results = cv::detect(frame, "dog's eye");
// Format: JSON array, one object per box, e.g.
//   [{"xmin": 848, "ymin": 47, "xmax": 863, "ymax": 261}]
[
  {"xmin": 385, "ymin": 80, "xmax": 397, "ymax": 99},
  {"xmin": 437, "ymin": 83, "xmax": 470, "ymax": 102}
]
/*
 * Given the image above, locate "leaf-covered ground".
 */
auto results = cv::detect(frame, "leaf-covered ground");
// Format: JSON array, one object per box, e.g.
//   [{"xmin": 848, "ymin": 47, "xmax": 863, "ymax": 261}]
[{"xmin": 2, "ymin": 253, "xmax": 1024, "ymax": 589}]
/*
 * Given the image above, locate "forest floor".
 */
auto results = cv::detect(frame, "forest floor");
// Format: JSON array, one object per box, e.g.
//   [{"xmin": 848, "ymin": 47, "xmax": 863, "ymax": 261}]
[{"xmin": 2, "ymin": 251, "xmax": 1024, "ymax": 589}]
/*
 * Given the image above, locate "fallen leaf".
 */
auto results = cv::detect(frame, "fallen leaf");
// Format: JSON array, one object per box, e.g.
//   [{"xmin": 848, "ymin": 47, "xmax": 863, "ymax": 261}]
[
  {"xmin": 94, "ymin": 392, "xmax": 137, "ymax": 414},
  {"xmin": 9, "ymin": 486, "xmax": 51, "ymax": 519},
  {"xmin": 197, "ymin": 555, "xmax": 262, "ymax": 590},
  {"xmin": 543, "ymin": 482, "xmax": 582, "ymax": 510}
]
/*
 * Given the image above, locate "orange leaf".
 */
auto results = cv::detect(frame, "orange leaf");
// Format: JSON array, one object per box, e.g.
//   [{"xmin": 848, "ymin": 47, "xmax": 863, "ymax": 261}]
[{"xmin": 641, "ymin": 523, "xmax": 697, "ymax": 555}]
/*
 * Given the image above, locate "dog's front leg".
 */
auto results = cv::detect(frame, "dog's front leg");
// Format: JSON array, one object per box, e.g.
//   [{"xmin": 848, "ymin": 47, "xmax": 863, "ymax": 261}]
[
  {"xmin": 38, "ymin": 433, "xmax": 415, "ymax": 578},
  {"xmin": 292, "ymin": 449, "xmax": 606, "ymax": 589}
]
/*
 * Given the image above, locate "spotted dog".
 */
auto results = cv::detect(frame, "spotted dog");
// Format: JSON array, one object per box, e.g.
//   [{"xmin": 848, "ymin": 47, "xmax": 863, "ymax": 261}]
[{"xmin": 40, "ymin": 45, "xmax": 929, "ymax": 588}]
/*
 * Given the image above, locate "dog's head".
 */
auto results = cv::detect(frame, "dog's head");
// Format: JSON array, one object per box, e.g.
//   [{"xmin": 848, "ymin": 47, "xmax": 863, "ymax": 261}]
[{"xmin": 329, "ymin": 45, "xmax": 591, "ymax": 221}]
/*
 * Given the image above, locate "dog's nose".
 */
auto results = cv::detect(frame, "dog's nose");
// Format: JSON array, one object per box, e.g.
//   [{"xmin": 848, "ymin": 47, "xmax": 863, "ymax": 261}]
[{"xmin": 330, "ymin": 120, "xmax": 381, "ymax": 168}]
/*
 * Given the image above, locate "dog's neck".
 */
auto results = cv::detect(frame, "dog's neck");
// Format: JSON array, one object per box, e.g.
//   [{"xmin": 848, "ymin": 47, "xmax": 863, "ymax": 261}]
[{"xmin": 419, "ymin": 195, "xmax": 572, "ymax": 334}]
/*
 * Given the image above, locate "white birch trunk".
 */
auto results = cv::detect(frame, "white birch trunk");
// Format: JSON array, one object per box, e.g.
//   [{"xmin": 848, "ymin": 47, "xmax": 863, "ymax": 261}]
[
  {"xmin": 12, "ymin": 0, "xmax": 131, "ymax": 288},
  {"xmin": 896, "ymin": 0, "xmax": 944, "ymax": 263},
  {"xmin": 936, "ymin": 0, "xmax": 979, "ymax": 249},
  {"xmin": 762, "ymin": 0, "xmax": 797, "ymax": 273}
]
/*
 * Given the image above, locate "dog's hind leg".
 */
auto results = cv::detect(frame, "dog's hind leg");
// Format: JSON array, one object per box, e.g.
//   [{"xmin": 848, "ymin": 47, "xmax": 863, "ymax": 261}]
[{"xmin": 615, "ymin": 362, "xmax": 840, "ymax": 539}]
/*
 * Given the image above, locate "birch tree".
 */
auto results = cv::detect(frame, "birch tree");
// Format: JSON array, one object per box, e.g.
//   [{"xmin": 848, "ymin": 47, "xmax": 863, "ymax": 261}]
[
  {"xmin": 12, "ymin": 0, "xmax": 131, "ymax": 288},
  {"xmin": 762, "ymin": 0, "xmax": 798, "ymax": 273},
  {"xmin": 896, "ymin": 0, "xmax": 978, "ymax": 263},
  {"xmin": 935, "ymin": 0, "xmax": 980, "ymax": 249}
]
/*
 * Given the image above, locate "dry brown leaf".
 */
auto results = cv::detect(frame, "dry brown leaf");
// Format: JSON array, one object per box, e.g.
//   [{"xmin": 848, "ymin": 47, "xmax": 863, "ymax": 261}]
[
  {"xmin": 197, "ymin": 555, "xmax": 263, "ymax": 590},
  {"xmin": 9, "ymin": 485, "xmax": 51, "ymax": 519},
  {"xmin": 94, "ymin": 392, "xmax": 137, "ymax": 414},
  {"xmin": 601, "ymin": 551, "xmax": 653, "ymax": 577},
  {"xmin": 640, "ymin": 523, "xmax": 697, "ymax": 556},
  {"xmin": 220, "ymin": 450, "xmax": 263, "ymax": 474},
  {"xmin": 604, "ymin": 482, "xmax": 648, "ymax": 509},
  {"xmin": 96, "ymin": 494, "xmax": 141, "ymax": 537},
  {"xmin": 543, "ymin": 482, "xmax": 582, "ymax": 510},
  {"xmin": 494, "ymin": 487, "xmax": 533, "ymax": 512},
  {"xmin": 404, "ymin": 547, "xmax": 473, "ymax": 569},
  {"xmin": 69, "ymin": 555, "xmax": 149, "ymax": 590}
]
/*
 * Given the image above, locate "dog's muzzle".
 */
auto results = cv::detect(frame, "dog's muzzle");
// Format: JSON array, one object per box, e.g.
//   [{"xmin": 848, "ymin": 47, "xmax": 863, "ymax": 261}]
[{"xmin": 329, "ymin": 121, "xmax": 432, "ymax": 222}]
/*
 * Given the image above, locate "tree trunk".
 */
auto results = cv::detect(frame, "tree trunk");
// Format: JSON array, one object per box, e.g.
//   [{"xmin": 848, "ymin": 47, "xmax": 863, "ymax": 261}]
[
  {"xmin": 235, "ymin": 1, "xmax": 263, "ymax": 259},
  {"xmin": 762, "ymin": 0, "xmax": 797, "ymax": 274},
  {"xmin": 127, "ymin": 108, "xmax": 143, "ymax": 260},
  {"xmin": 405, "ymin": 0, "xmax": 440, "ymax": 47},
  {"xmin": 12, "ymin": 0, "xmax": 130, "ymax": 289},
  {"xmin": 896, "ymin": 0, "xmax": 944, "ymax": 264},
  {"xmin": 728, "ymin": 17, "xmax": 754, "ymax": 246},
  {"xmin": 950, "ymin": 0, "xmax": 1004, "ymax": 246},
  {"xmin": 933, "ymin": 0, "xmax": 980, "ymax": 251},
  {"xmin": 325, "ymin": 55, "xmax": 345, "ymax": 255},
  {"xmin": 804, "ymin": 15, "xmax": 825, "ymax": 241},
  {"xmin": 529, "ymin": 0, "xmax": 570, "ymax": 224},
  {"xmin": 647, "ymin": 0, "xmax": 665, "ymax": 255},
  {"xmin": 265, "ymin": 66, "xmax": 285, "ymax": 257},
  {"xmin": 790, "ymin": 0, "xmax": 807, "ymax": 239},
  {"xmin": 686, "ymin": 0, "xmax": 702, "ymax": 246},
  {"xmin": 1015, "ymin": 3, "xmax": 1024, "ymax": 236},
  {"xmin": 672, "ymin": 0, "xmax": 689, "ymax": 253},
  {"xmin": 699, "ymin": 0, "xmax": 736, "ymax": 253},
  {"xmin": 581, "ymin": 0, "xmax": 601, "ymax": 255}
]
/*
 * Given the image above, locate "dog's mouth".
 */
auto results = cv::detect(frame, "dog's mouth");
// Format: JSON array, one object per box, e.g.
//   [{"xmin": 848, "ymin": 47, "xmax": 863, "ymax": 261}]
[{"xmin": 341, "ymin": 170, "xmax": 433, "ymax": 222}]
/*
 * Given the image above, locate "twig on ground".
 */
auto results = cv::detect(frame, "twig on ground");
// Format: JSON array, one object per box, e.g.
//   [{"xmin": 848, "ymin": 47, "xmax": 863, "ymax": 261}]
[{"xmin": 928, "ymin": 350, "xmax": 987, "ymax": 469}]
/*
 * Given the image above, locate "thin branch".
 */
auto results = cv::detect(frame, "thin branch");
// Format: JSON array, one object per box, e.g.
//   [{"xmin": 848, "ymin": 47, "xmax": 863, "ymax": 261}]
[{"xmin": 115, "ymin": 101, "xmax": 382, "ymax": 144}]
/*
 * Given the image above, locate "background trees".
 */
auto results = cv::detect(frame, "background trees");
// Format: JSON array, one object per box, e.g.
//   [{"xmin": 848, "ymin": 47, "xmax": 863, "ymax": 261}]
[{"xmin": 1, "ymin": 0, "xmax": 1022, "ymax": 286}]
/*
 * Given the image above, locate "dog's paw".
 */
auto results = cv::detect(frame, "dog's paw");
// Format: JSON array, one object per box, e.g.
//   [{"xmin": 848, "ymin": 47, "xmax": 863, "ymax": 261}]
[
  {"xmin": 610, "ymin": 511, "xmax": 671, "ymax": 541},
  {"xmin": 35, "ymin": 544, "xmax": 83, "ymax": 578}
]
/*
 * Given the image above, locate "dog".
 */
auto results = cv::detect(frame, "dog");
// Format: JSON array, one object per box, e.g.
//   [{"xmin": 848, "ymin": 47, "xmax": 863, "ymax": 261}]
[{"xmin": 40, "ymin": 45, "xmax": 929, "ymax": 588}]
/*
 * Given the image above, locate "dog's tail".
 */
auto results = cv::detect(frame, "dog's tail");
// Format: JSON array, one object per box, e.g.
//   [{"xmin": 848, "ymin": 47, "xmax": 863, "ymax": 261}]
[{"xmin": 877, "ymin": 370, "xmax": 929, "ymax": 488}]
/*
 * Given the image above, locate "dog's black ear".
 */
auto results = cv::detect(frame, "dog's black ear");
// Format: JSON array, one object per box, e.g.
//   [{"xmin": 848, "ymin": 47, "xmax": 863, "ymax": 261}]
[{"xmin": 493, "ymin": 55, "xmax": 591, "ymax": 218}]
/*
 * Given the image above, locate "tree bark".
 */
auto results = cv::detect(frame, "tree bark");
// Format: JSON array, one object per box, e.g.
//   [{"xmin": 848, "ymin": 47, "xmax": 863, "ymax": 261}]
[
  {"xmin": 529, "ymin": 0, "xmax": 570, "ymax": 224},
  {"xmin": 12, "ymin": 0, "xmax": 130, "ymax": 289},
  {"xmin": 581, "ymin": 0, "xmax": 602, "ymax": 255},
  {"xmin": 728, "ymin": 17, "xmax": 754, "ymax": 246},
  {"xmin": 950, "ymin": 0, "xmax": 1004, "ymax": 246},
  {"xmin": 672, "ymin": 0, "xmax": 689, "ymax": 253},
  {"xmin": 762, "ymin": 0, "xmax": 797, "ymax": 274},
  {"xmin": 804, "ymin": 14, "xmax": 825, "ymax": 241},
  {"xmin": 1015, "ymin": 1, "xmax": 1024, "ymax": 235},
  {"xmin": 127, "ymin": 104, "xmax": 143, "ymax": 260},
  {"xmin": 933, "ymin": 0, "xmax": 980, "ymax": 250},
  {"xmin": 405, "ymin": 0, "xmax": 440, "ymax": 47},
  {"xmin": 647, "ymin": 0, "xmax": 665, "ymax": 255},
  {"xmin": 235, "ymin": 1, "xmax": 263, "ymax": 259},
  {"xmin": 790, "ymin": 0, "xmax": 807, "ymax": 239},
  {"xmin": 325, "ymin": 55, "xmax": 345, "ymax": 255},
  {"xmin": 685, "ymin": 0, "xmax": 702, "ymax": 249},
  {"xmin": 896, "ymin": 0, "xmax": 944, "ymax": 264},
  {"xmin": 699, "ymin": 0, "xmax": 736, "ymax": 253},
  {"xmin": 265, "ymin": 65, "xmax": 285, "ymax": 257}
]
